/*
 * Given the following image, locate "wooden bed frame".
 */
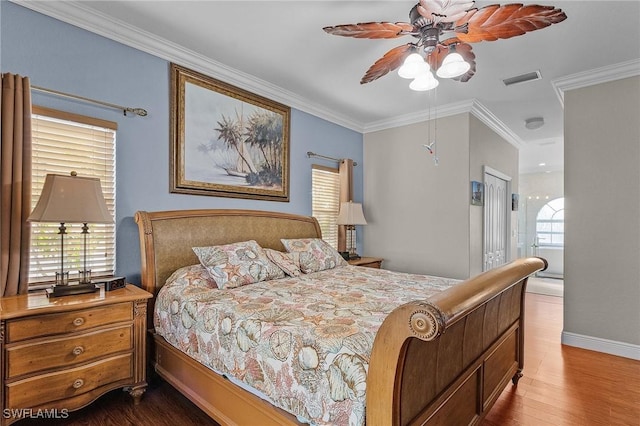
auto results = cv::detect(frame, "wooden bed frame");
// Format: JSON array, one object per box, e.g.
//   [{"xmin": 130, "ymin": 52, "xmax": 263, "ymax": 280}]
[{"xmin": 135, "ymin": 209, "xmax": 547, "ymax": 426}]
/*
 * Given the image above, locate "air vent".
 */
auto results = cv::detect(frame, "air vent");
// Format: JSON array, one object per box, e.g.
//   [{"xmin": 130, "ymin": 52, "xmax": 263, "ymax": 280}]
[{"xmin": 502, "ymin": 70, "xmax": 542, "ymax": 86}]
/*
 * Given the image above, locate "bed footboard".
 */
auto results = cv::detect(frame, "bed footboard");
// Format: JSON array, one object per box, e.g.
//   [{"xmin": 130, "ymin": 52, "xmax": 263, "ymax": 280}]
[{"xmin": 367, "ymin": 257, "xmax": 547, "ymax": 426}]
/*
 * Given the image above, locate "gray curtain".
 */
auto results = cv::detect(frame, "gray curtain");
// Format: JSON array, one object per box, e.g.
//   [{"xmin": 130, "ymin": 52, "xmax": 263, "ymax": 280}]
[{"xmin": 1, "ymin": 73, "xmax": 32, "ymax": 297}]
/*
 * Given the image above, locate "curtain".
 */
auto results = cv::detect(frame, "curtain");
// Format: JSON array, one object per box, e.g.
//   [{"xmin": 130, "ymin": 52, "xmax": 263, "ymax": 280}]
[
  {"xmin": 338, "ymin": 159, "xmax": 354, "ymax": 252},
  {"xmin": 1, "ymin": 73, "xmax": 32, "ymax": 297}
]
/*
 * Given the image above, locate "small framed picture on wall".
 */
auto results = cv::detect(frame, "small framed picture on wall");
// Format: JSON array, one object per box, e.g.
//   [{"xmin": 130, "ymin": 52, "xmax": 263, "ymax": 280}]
[{"xmin": 471, "ymin": 181, "xmax": 483, "ymax": 206}]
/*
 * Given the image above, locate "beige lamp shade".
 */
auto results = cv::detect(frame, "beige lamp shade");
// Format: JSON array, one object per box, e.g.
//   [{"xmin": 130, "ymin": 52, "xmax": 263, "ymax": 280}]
[
  {"xmin": 336, "ymin": 201, "xmax": 367, "ymax": 226},
  {"xmin": 28, "ymin": 173, "xmax": 113, "ymax": 224}
]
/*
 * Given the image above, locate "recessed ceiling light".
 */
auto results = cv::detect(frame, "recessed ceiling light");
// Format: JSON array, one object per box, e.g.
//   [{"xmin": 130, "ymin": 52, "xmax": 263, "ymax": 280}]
[
  {"xmin": 539, "ymin": 162, "xmax": 546, "ymax": 166},
  {"xmin": 525, "ymin": 117, "xmax": 545, "ymax": 130}
]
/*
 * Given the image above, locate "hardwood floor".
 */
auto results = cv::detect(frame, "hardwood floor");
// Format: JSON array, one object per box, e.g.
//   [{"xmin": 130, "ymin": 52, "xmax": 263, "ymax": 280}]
[
  {"xmin": 15, "ymin": 294, "xmax": 639, "ymax": 425},
  {"xmin": 15, "ymin": 378, "xmax": 219, "ymax": 426},
  {"xmin": 482, "ymin": 294, "xmax": 640, "ymax": 426}
]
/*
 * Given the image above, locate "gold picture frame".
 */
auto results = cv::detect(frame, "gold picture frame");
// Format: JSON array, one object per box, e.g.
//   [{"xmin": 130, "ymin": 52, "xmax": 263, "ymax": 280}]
[{"xmin": 170, "ymin": 63, "xmax": 290, "ymax": 201}]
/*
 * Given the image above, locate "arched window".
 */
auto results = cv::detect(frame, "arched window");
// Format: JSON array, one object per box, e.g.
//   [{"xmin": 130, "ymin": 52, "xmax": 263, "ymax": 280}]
[{"xmin": 536, "ymin": 197, "xmax": 564, "ymax": 246}]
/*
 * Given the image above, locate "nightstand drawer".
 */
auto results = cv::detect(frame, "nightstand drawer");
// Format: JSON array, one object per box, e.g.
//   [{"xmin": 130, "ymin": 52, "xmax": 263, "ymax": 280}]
[
  {"xmin": 6, "ymin": 353, "xmax": 133, "ymax": 409},
  {"xmin": 6, "ymin": 324, "xmax": 133, "ymax": 379},
  {"xmin": 6, "ymin": 303, "xmax": 132, "ymax": 342}
]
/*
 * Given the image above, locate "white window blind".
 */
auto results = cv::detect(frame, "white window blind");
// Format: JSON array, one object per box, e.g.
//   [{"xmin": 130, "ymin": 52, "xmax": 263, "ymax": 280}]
[
  {"xmin": 29, "ymin": 106, "xmax": 116, "ymax": 284},
  {"xmin": 311, "ymin": 164, "xmax": 340, "ymax": 248}
]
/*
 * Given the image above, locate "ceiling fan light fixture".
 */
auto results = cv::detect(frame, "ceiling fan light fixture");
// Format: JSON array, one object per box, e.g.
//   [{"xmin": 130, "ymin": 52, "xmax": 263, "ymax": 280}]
[
  {"xmin": 398, "ymin": 53, "xmax": 429, "ymax": 79},
  {"xmin": 436, "ymin": 52, "xmax": 471, "ymax": 79},
  {"xmin": 409, "ymin": 71, "xmax": 439, "ymax": 91}
]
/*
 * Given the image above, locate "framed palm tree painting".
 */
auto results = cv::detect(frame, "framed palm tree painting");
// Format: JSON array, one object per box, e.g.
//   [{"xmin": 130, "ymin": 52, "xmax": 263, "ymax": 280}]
[{"xmin": 170, "ymin": 63, "xmax": 290, "ymax": 201}]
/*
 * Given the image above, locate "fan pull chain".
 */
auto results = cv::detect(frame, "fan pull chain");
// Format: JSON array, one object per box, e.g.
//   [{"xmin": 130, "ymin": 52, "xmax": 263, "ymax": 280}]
[{"xmin": 423, "ymin": 88, "xmax": 439, "ymax": 165}]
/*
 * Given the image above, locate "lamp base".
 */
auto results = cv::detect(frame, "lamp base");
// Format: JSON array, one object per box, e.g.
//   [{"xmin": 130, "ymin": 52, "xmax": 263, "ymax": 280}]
[{"xmin": 46, "ymin": 283, "xmax": 98, "ymax": 297}]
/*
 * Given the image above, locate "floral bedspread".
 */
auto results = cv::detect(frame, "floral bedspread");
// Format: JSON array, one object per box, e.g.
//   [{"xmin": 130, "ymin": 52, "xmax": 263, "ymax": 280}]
[{"xmin": 154, "ymin": 264, "xmax": 460, "ymax": 425}]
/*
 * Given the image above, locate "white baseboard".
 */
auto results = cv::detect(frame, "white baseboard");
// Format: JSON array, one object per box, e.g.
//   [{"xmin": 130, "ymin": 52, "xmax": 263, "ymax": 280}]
[{"xmin": 561, "ymin": 331, "xmax": 640, "ymax": 360}]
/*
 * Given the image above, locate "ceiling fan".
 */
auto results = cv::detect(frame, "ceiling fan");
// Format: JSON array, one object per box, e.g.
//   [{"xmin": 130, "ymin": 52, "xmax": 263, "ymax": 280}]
[{"xmin": 323, "ymin": 0, "xmax": 567, "ymax": 91}]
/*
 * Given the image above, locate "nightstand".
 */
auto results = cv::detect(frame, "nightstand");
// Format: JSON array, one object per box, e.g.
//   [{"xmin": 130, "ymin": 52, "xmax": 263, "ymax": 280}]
[
  {"xmin": 348, "ymin": 256, "xmax": 383, "ymax": 269},
  {"xmin": 0, "ymin": 285, "xmax": 152, "ymax": 425}
]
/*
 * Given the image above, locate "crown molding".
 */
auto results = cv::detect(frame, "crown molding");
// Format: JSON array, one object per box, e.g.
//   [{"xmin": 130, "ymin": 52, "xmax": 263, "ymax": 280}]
[
  {"xmin": 363, "ymin": 98, "xmax": 523, "ymax": 148},
  {"xmin": 552, "ymin": 59, "xmax": 640, "ymax": 107},
  {"xmin": 363, "ymin": 99, "xmax": 473, "ymax": 133},
  {"xmin": 11, "ymin": 0, "xmax": 364, "ymax": 132},
  {"xmin": 470, "ymin": 101, "xmax": 524, "ymax": 148}
]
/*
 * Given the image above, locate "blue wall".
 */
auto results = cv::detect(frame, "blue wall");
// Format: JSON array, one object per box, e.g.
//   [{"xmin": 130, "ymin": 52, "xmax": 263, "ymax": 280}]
[{"xmin": 1, "ymin": 2, "xmax": 363, "ymax": 284}]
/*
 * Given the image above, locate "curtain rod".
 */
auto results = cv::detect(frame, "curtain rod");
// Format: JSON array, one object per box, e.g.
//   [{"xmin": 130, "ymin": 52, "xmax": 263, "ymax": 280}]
[
  {"xmin": 31, "ymin": 85, "xmax": 148, "ymax": 117},
  {"xmin": 307, "ymin": 151, "xmax": 358, "ymax": 167}
]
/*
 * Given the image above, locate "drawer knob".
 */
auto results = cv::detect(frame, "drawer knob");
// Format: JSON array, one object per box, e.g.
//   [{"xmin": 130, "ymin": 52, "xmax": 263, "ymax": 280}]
[
  {"xmin": 72, "ymin": 346, "xmax": 85, "ymax": 356},
  {"xmin": 72, "ymin": 378, "xmax": 84, "ymax": 389},
  {"xmin": 73, "ymin": 317, "xmax": 85, "ymax": 326}
]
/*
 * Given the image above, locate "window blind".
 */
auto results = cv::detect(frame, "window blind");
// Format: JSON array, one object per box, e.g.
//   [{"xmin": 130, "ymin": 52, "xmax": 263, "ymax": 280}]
[
  {"xmin": 311, "ymin": 165, "xmax": 340, "ymax": 248},
  {"xmin": 29, "ymin": 107, "xmax": 116, "ymax": 284}
]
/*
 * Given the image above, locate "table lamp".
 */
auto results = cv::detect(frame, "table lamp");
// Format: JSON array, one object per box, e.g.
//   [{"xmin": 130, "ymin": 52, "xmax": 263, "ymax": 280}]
[
  {"xmin": 336, "ymin": 201, "xmax": 367, "ymax": 259},
  {"xmin": 28, "ymin": 172, "xmax": 113, "ymax": 296}
]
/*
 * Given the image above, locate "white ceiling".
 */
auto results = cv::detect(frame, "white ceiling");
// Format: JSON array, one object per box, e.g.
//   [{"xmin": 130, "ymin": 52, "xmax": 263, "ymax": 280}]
[{"xmin": 17, "ymin": 1, "xmax": 640, "ymax": 173}]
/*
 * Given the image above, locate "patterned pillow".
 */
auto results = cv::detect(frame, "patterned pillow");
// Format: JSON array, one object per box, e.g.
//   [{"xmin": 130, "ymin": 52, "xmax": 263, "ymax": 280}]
[
  {"xmin": 280, "ymin": 238, "xmax": 348, "ymax": 274},
  {"xmin": 264, "ymin": 248, "xmax": 301, "ymax": 277},
  {"xmin": 165, "ymin": 264, "xmax": 219, "ymax": 289},
  {"xmin": 193, "ymin": 240, "xmax": 285, "ymax": 289}
]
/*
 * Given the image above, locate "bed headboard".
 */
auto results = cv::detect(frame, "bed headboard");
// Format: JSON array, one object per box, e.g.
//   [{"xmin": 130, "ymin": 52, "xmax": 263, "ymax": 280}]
[{"xmin": 135, "ymin": 209, "xmax": 322, "ymax": 298}]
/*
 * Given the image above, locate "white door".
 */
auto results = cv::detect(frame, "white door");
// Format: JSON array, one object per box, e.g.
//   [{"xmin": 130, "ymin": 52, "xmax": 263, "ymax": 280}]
[{"xmin": 483, "ymin": 171, "xmax": 509, "ymax": 271}]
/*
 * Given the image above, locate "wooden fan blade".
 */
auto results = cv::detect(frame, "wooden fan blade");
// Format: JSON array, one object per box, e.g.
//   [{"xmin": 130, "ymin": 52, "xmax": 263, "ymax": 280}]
[
  {"xmin": 427, "ymin": 42, "xmax": 476, "ymax": 82},
  {"xmin": 427, "ymin": 44, "xmax": 447, "ymax": 70},
  {"xmin": 451, "ymin": 43, "xmax": 476, "ymax": 82},
  {"xmin": 426, "ymin": 38, "xmax": 461, "ymax": 69},
  {"xmin": 323, "ymin": 22, "xmax": 415, "ymax": 39},
  {"xmin": 455, "ymin": 4, "xmax": 567, "ymax": 43},
  {"xmin": 361, "ymin": 44, "xmax": 415, "ymax": 84}
]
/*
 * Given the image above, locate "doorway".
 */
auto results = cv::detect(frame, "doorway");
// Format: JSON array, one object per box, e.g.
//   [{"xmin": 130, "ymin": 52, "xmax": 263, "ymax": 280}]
[
  {"xmin": 516, "ymin": 172, "xmax": 564, "ymax": 297},
  {"xmin": 483, "ymin": 167, "xmax": 511, "ymax": 271},
  {"xmin": 532, "ymin": 197, "xmax": 565, "ymax": 278}
]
